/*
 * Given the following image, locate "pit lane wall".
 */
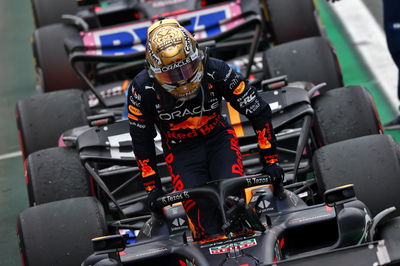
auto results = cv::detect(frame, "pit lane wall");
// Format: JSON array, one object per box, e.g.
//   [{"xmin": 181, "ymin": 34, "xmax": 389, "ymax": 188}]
[
  {"xmin": 316, "ymin": 0, "xmax": 400, "ymax": 142},
  {"xmin": 329, "ymin": 0, "xmax": 398, "ymax": 112}
]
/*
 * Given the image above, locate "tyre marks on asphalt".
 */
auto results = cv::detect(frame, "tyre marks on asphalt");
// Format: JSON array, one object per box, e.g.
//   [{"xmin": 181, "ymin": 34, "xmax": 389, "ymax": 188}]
[{"xmin": 0, "ymin": 151, "xmax": 22, "ymax": 161}]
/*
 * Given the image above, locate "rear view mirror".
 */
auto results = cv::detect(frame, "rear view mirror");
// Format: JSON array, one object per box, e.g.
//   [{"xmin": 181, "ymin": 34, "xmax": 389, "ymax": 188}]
[
  {"xmin": 261, "ymin": 75, "xmax": 288, "ymax": 91},
  {"xmin": 92, "ymin": 234, "xmax": 126, "ymax": 254},
  {"xmin": 75, "ymin": 0, "xmax": 100, "ymax": 6},
  {"xmin": 324, "ymin": 184, "xmax": 356, "ymax": 206}
]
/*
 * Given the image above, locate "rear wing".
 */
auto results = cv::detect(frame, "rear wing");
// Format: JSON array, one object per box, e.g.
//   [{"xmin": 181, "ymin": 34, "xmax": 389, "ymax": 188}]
[
  {"xmin": 66, "ymin": 0, "xmax": 260, "ymax": 55},
  {"xmin": 66, "ymin": 1, "xmax": 263, "ymax": 107}
]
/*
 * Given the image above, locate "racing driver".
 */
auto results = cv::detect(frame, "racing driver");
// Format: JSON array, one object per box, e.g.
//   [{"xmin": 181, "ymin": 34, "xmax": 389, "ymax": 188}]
[{"xmin": 127, "ymin": 19, "xmax": 284, "ymax": 240}]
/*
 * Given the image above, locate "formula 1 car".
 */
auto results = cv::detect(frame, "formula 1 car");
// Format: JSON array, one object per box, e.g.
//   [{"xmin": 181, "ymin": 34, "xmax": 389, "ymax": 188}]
[
  {"xmin": 17, "ymin": 132, "xmax": 400, "ymax": 266},
  {"xmin": 31, "ymin": 0, "xmax": 321, "ymax": 92},
  {"xmin": 16, "ymin": 46, "xmax": 394, "ymax": 264},
  {"xmin": 17, "ymin": 0, "xmax": 345, "ymax": 159},
  {"xmin": 17, "ymin": 1, "xmax": 399, "ymax": 265}
]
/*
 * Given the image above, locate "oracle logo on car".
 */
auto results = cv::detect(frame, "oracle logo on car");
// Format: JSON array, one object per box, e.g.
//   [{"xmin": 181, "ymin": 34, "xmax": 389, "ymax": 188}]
[{"xmin": 82, "ymin": 3, "xmax": 244, "ymax": 55}]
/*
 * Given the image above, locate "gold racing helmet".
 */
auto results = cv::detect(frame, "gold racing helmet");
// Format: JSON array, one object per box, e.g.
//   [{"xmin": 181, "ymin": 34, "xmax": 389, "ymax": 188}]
[{"xmin": 145, "ymin": 19, "xmax": 204, "ymax": 101}]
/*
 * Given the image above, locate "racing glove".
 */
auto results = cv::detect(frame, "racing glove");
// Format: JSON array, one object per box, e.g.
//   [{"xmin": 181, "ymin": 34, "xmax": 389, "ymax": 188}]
[
  {"xmin": 146, "ymin": 188, "xmax": 165, "ymax": 213},
  {"xmin": 262, "ymin": 163, "xmax": 285, "ymax": 199}
]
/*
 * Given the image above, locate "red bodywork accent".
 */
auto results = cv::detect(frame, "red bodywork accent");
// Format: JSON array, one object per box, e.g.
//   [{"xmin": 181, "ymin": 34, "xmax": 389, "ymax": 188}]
[
  {"xmin": 197, "ymin": 235, "xmax": 227, "ymax": 244},
  {"xmin": 133, "ymin": 12, "xmax": 141, "ymax": 19},
  {"xmin": 279, "ymin": 237, "xmax": 285, "ymax": 249},
  {"xmin": 368, "ymin": 94, "xmax": 384, "ymax": 133},
  {"xmin": 16, "ymin": 122, "xmax": 26, "ymax": 161},
  {"xmin": 154, "ymin": 9, "xmax": 189, "ymax": 18},
  {"xmin": 89, "ymin": 176, "xmax": 96, "ymax": 196},
  {"xmin": 184, "ymin": 199, "xmax": 196, "ymax": 213}
]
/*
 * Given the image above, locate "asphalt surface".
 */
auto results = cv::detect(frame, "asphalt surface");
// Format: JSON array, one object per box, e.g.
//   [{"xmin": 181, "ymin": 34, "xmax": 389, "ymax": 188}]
[
  {"xmin": 0, "ymin": 1, "xmax": 34, "ymax": 265},
  {"xmin": 0, "ymin": 1, "xmax": 394, "ymax": 265}
]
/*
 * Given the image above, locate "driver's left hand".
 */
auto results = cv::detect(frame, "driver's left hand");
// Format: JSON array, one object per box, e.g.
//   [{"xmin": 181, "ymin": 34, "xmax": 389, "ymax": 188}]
[
  {"xmin": 262, "ymin": 163, "xmax": 284, "ymax": 184},
  {"xmin": 262, "ymin": 163, "xmax": 285, "ymax": 199}
]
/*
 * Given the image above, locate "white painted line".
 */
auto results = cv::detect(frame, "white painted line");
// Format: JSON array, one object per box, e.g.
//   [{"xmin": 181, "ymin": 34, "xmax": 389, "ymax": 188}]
[
  {"xmin": 0, "ymin": 151, "xmax": 22, "ymax": 161},
  {"xmin": 331, "ymin": 0, "xmax": 399, "ymax": 113}
]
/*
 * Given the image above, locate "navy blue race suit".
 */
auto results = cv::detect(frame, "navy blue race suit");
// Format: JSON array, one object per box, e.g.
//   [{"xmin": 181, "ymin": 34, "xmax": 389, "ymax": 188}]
[{"xmin": 128, "ymin": 57, "xmax": 279, "ymax": 238}]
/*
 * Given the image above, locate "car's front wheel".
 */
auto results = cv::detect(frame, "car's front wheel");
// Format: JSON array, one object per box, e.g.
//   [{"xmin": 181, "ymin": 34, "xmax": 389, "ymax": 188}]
[{"xmin": 17, "ymin": 197, "xmax": 108, "ymax": 266}]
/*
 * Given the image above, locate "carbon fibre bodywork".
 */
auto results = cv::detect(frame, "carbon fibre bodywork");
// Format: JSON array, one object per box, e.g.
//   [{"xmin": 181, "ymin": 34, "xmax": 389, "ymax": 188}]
[{"xmin": 81, "ymin": 176, "xmax": 382, "ymax": 265}]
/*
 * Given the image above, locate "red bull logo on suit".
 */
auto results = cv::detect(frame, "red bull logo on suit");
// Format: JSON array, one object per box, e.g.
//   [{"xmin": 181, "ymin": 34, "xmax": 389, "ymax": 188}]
[{"xmin": 169, "ymin": 115, "xmax": 215, "ymax": 131}]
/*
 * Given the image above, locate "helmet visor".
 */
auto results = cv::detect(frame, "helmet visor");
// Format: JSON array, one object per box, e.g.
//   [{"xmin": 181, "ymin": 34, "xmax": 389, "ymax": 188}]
[{"xmin": 155, "ymin": 57, "xmax": 201, "ymax": 84}]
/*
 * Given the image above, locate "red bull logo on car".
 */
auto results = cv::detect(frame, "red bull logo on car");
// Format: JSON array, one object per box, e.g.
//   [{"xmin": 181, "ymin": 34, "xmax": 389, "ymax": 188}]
[{"xmin": 81, "ymin": 2, "xmax": 244, "ymax": 55}]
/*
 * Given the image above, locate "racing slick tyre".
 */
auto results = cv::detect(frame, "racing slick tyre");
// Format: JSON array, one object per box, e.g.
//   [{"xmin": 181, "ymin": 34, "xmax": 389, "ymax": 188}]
[
  {"xmin": 263, "ymin": 0, "xmax": 321, "ymax": 44},
  {"xmin": 313, "ymin": 134, "xmax": 400, "ymax": 218},
  {"xmin": 31, "ymin": 0, "xmax": 78, "ymax": 28},
  {"xmin": 26, "ymin": 147, "xmax": 91, "ymax": 206},
  {"xmin": 312, "ymin": 86, "xmax": 383, "ymax": 146},
  {"xmin": 264, "ymin": 36, "xmax": 343, "ymax": 92},
  {"xmin": 16, "ymin": 89, "xmax": 89, "ymax": 159},
  {"xmin": 17, "ymin": 197, "xmax": 108, "ymax": 266},
  {"xmin": 33, "ymin": 23, "xmax": 87, "ymax": 92}
]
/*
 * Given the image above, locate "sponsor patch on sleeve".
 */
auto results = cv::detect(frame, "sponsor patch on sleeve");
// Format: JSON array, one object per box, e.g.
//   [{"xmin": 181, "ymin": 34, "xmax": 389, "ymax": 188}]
[
  {"xmin": 129, "ymin": 105, "xmax": 143, "ymax": 116},
  {"xmin": 233, "ymin": 81, "xmax": 245, "ymax": 95}
]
